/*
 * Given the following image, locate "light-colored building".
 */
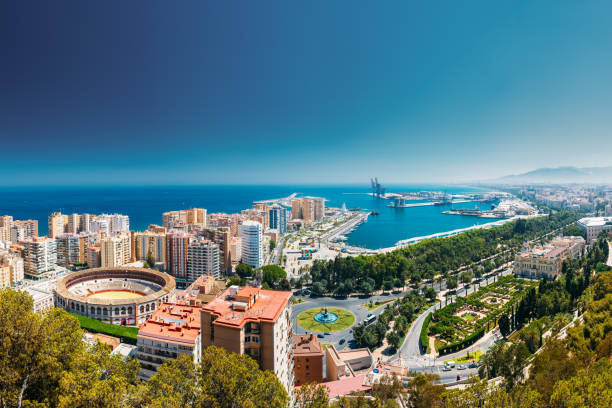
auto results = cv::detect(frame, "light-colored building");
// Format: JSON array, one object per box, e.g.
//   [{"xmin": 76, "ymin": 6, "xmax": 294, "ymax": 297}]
[
  {"xmin": 11, "ymin": 220, "xmax": 38, "ymax": 242},
  {"xmin": 291, "ymin": 200, "xmax": 302, "ymax": 221},
  {"xmin": 187, "ymin": 239, "xmax": 220, "ymax": 281},
  {"xmin": 162, "ymin": 208, "xmax": 207, "ymax": 229},
  {"xmin": 578, "ymin": 217, "xmax": 612, "ymax": 244},
  {"xmin": 165, "ymin": 230, "xmax": 194, "ymax": 287},
  {"xmin": 48, "ymin": 212, "xmax": 67, "ymax": 239},
  {"xmin": 325, "ymin": 345, "xmax": 373, "ymax": 381},
  {"xmin": 23, "ymin": 237, "xmax": 57, "ymax": 279},
  {"xmin": 0, "ymin": 251, "xmax": 24, "ymax": 285},
  {"xmin": 87, "ymin": 244, "xmax": 101, "ymax": 268},
  {"xmin": 0, "ymin": 265, "xmax": 11, "ymax": 287},
  {"xmin": 136, "ymin": 303, "xmax": 202, "ymax": 380},
  {"xmin": 133, "ymin": 231, "xmax": 166, "ymax": 265},
  {"xmin": 24, "ymin": 287, "xmax": 54, "ymax": 313},
  {"xmin": 240, "ymin": 221, "xmax": 263, "ymax": 268},
  {"xmin": 200, "ymin": 286, "xmax": 293, "ymax": 393},
  {"xmin": 293, "ymin": 334, "xmax": 324, "ymax": 385},
  {"xmin": 100, "ymin": 233, "xmax": 131, "ymax": 267},
  {"xmin": 56, "ymin": 233, "xmax": 81, "ymax": 267},
  {"xmin": 174, "ymin": 274, "xmax": 226, "ymax": 307}
]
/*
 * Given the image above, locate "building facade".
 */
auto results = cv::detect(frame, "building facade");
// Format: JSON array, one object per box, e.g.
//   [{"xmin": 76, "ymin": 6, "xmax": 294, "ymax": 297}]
[
  {"xmin": 200, "ymin": 286, "xmax": 293, "ymax": 393},
  {"xmin": 23, "ymin": 237, "xmax": 57, "ymax": 279},
  {"xmin": 100, "ymin": 233, "xmax": 131, "ymax": 267},
  {"xmin": 269, "ymin": 205, "xmax": 288, "ymax": 234},
  {"xmin": 240, "ymin": 221, "xmax": 263, "ymax": 268},
  {"xmin": 187, "ymin": 239, "xmax": 220, "ymax": 281},
  {"xmin": 165, "ymin": 230, "xmax": 194, "ymax": 287},
  {"xmin": 578, "ymin": 217, "xmax": 612, "ymax": 244},
  {"xmin": 293, "ymin": 334, "xmax": 324, "ymax": 385}
]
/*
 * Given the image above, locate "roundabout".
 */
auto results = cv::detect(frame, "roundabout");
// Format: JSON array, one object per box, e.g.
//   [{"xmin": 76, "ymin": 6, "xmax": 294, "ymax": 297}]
[{"xmin": 297, "ymin": 307, "xmax": 355, "ymax": 333}]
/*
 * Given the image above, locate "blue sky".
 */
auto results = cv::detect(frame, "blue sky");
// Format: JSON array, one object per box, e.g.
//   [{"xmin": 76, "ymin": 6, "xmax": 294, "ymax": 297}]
[{"xmin": 1, "ymin": 0, "xmax": 612, "ymax": 185}]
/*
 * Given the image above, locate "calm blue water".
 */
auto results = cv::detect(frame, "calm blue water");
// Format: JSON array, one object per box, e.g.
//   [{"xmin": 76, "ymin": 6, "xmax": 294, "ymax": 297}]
[{"xmin": 0, "ymin": 184, "xmax": 500, "ymax": 249}]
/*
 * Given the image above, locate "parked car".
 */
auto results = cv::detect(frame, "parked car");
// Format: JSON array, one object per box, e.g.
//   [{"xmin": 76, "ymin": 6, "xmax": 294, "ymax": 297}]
[
  {"xmin": 442, "ymin": 365, "xmax": 452, "ymax": 371},
  {"xmin": 324, "ymin": 332, "xmax": 330, "ymax": 336},
  {"xmin": 468, "ymin": 361, "xmax": 478, "ymax": 368},
  {"xmin": 446, "ymin": 360, "xmax": 455, "ymax": 368},
  {"xmin": 317, "ymin": 334, "xmax": 324, "ymax": 339},
  {"xmin": 339, "ymin": 339, "xmax": 345, "ymax": 345},
  {"xmin": 367, "ymin": 313, "xmax": 373, "ymax": 317},
  {"xmin": 457, "ymin": 364, "xmax": 466, "ymax": 370}
]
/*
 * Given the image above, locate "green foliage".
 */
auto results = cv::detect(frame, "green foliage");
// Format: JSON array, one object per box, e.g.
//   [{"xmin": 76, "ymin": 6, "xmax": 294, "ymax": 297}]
[
  {"xmin": 259, "ymin": 264, "xmax": 287, "ymax": 289},
  {"xmin": 235, "ymin": 263, "xmax": 253, "ymax": 278},
  {"xmin": 294, "ymin": 382, "xmax": 330, "ymax": 408},
  {"xmin": 72, "ymin": 313, "xmax": 138, "ymax": 345},
  {"xmin": 437, "ymin": 327, "xmax": 485, "ymax": 355},
  {"xmin": 420, "ymin": 313, "xmax": 432, "ymax": 354},
  {"xmin": 308, "ymin": 210, "xmax": 580, "ymax": 294}
]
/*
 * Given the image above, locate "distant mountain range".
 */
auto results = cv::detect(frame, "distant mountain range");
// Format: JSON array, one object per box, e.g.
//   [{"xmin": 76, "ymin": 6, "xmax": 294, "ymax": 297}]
[{"xmin": 491, "ymin": 166, "xmax": 612, "ymax": 184}]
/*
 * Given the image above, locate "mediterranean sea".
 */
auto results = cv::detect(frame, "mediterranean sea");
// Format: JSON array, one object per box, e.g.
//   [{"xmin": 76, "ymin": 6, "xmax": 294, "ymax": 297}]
[{"xmin": 0, "ymin": 184, "xmax": 500, "ymax": 250}]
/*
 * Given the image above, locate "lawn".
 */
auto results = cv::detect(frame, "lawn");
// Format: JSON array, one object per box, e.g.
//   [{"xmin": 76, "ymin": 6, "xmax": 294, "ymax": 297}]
[
  {"xmin": 71, "ymin": 313, "xmax": 138, "ymax": 345},
  {"xmin": 444, "ymin": 349, "xmax": 483, "ymax": 364},
  {"xmin": 297, "ymin": 307, "xmax": 355, "ymax": 333},
  {"xmin": 362, "ymin": 299, "xmax": 395, "ymax": 311}
]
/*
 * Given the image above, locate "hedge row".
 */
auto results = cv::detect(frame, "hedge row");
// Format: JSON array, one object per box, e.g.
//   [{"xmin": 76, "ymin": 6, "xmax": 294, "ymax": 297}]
[
  {"xmin": 71, "ymin": 313, "xmax": 139, "ymax": 345},
  {"xmin": 420, "ymin": 313, "xmax": 432, "ymax": 354},
  {"xmin": 437, "ymin": 327, "xmax": 485, "ymax": 355}
]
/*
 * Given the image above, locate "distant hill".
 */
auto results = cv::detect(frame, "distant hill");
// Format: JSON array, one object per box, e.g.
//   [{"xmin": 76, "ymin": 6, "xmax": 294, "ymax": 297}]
[{"xmin": 493, "ymin": 166, "xmax": 612, "ymax": 184}]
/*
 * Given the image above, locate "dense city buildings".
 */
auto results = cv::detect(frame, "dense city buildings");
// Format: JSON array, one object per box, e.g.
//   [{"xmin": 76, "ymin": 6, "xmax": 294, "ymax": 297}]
[
  {"xmin": 269, "ymin": 205, "xmax": 288, "ymax": 234},
  {"xmin": 200, "ymin": 227, "xmax": 232, "ymax": 276},
  {"xmin": 174, "ymin": 274, "xmax": 226, "ymax": 307},
  {"xmin": 200, "ymin": 286, "xmax": 293, "ymax": 393},
  {"xmin": 165, "ymin": 230, "xmax": 193, "ymax": 287},
  {"xmin": 578, "ymin": 216, "xmax": 612, "ymax": 244},
  {"xmin": 292, "ymin": 333, "xmax": 324, "ymax": 385},
  {"xmin": 132, "ymin": 230, "xmax": 166, "ymax": 265},
  {"xmin": 23, "ymin": 237, "xmax": 57, "ymax": 279},
  {"xmin": 0, "ymin": 217, "xmax": 39, "ymax": 242},
  {"xmin": 187, "ymin": 239, "xmax": 220, "ymax": 281},
  {"xmin": 290, "ymin": 197, "xmax": 325, "ymax": 223},
  {"xmin": 136, "ymin": 303, "xmax": 202, "ymax": 380},
  {"xmin": 240, "ymin": 220, "xmax": 263, "ymax": 268},
  {"xmin": 162, "ymin": 208, "xmax": 207, "ymax": 229},
  {"xmin": 87, "ymin": 244, "xmax": 101, "ymax": 268}
]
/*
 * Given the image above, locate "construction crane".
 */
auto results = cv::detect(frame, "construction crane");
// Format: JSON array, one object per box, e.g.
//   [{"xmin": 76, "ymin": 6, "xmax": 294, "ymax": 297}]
[{"xmin": 370, "ymin": 178, "xmax": 386, "ymax": 197}]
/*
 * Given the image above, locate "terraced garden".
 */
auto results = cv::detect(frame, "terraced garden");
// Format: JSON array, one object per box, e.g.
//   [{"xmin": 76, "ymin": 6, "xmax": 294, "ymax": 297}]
[{"xmin": 428, "ymin": 276, "xmax": 538, "ymax": 355}]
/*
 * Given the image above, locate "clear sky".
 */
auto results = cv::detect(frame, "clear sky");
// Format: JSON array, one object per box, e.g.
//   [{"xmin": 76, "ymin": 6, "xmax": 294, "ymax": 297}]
[{"xmin": 2, "ymin": 0, "xmax": 612, "ymax": 185}]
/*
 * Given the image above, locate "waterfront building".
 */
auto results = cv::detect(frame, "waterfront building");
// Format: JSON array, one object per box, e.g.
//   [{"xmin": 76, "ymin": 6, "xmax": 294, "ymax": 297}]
[
  {"xmin": 100, "ymin": 233, "xmax": 131, "ymax": 267},
  {"xmin": 165, "ymin": 230, "xmax": 194, "ymax": 287},
  {"xmin": 302, "ymin": 199, "xmax": 314, "ymax": 223},
  {"xmin": 292, "ymin": 334, "xmax": 324, "ymax": 385},
  {"xmin": 136, "ymin": 303, "xmax": 202, "ymax": 380},
  {"xmin": 200, "ymin": 227, "xmax": 232, "ymax": 276},
  {"xmin": 313, "ymin": 197, "xmax": 326, "ymax": 220},
  {"xmin": 187, "ymin": 239, "xmax": 220, "ymax": 281},
  {"xmin": 23, "ymin": 237, "xmax": 57, "ymax": 279},
  {"xmin": 241, "ymin": 209, "xmax": 267, "ymax": 229},
  {"xmin": 578, "ymin": 216, "xmax": 612, "ymax": 244},
  {"xmin": 240, "ymin": 221, "xmax": 263, "ymax": 268},
  {"xmin": 162, "ymin": 208, "xmax": 207, "ymax": 229},
  {"xmin": 269, "ymin": 205, "xmax": 287, "ymax": 234},
  {"xmin": 200, "ymin": 286, "xmax": 293, "ymax": 393},
  {"xmin": 48, "ymin": 212, "xmax": 67, "ymax": 238},
  {"xmin": 291, "ymin": 199, "xmax": 302, "ymax": 220}
]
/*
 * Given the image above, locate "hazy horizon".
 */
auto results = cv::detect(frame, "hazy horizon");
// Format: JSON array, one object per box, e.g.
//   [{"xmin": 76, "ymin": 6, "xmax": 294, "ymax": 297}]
[{"xmin": 2, "ymin": 1, "xmax": 612, "ymax": 185}]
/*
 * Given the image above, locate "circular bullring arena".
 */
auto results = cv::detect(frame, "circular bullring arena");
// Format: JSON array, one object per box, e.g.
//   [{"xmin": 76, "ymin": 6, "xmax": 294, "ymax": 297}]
[{"xmin": 55, "ymin": 267, "xmax": 175, "ymax": 326}]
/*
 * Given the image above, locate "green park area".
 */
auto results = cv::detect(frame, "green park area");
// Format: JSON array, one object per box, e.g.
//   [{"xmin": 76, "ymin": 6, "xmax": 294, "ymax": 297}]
[
  {"xmin": 296, "ymin": 307, "xmax": 355, "ymax": 333},
  {"xmin": 72, "ymin": 313, "xmax": 139, "ymax": 345},
  {"xmin": 362, "ymin": 298, "xmax": 395, "ymax": 311}
]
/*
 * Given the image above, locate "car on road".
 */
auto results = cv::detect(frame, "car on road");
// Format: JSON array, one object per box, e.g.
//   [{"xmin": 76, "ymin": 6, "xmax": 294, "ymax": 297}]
[
  {"xmin": 339, "ymin": 339, "xmax": 345, "ymax": 345},
  {"xmin": 446, "ymin": 360, "xmax": 455, "ymax": 368},
  {"xmin": 317, "ymin": 334, "xmax": 324, "ymax": 339},
  {"xmin": 442, "ymin": 365, "xmax": 452, "ymax": 371},
  {"xmin": 468, "ymin": 361, "xmax": 478, "ymax": 368},
  {"xmin": 324, "ymin": 332, "xmax": 330, "ymax": 336},
  {"xmin": 457, "ymin": 364, "xmax": 466, "ymax": 370}
]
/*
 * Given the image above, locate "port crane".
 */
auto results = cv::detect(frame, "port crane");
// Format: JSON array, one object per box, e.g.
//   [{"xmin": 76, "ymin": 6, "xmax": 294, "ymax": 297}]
[{"xmin": 370, "ymin": 177, "xmax": 386, "ymax": 197}]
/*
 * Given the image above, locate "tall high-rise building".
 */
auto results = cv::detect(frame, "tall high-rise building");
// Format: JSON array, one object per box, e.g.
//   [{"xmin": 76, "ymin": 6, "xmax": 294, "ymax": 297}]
[
  {"xmin": 240, "ymin": 221, "xmax": 262, "ymax": 268},
  {"xmin": 313, "ymin": 198, "xmax": 326, "ymax": 220},
  {"xmin": 200, "ymin": 286, "xmax": 293, "ymax": 393},
  {"xmin": 66, "ymin": 214, "xmax": 79, "ymax": 234},
  {"xmin": 187, "ymin": 239, "xmax": 220, "ymax": 281},
  {"xmin": 269, "ymin": 205, "xmax": 287, "ymax": 234},
  {"xmin": 0, "ymin": 251, "xmax": 24, "ymax": 286},
  {"xmin": 201, "ymin": 227, "xmax": 232, "ymax": 275},
  {"xmin": 166, "ymin": 230, "xmax": 194, "ymax": 287},
  {"xmin": 301, "ymin": 199, "xmax": 314, "ymax": 223},
  {"xmin": 100, "ymin": 233, "xmax": 131, "ymax": 267},
  {"xmin": 56, "ymin": 233, "xmax": 81, "ymax": 267},
  {"xmin": 133, "ymin": 231, "xmax": 166, "ymax": 265},
  {"xmin": 291, "ymin": 200, "xmax": 302, "ymax": 220},
  {"xmin": 48, "ymin": 212, "xmax": 66, "ymax": 238},
  {"xmin": 87, "ymin": 244, "xmax": 101, "ymax": 268},
  {"xmin": 23, "ymin": 237, "xmax": 57, "ymax": 279},
  {"xmin": 12, "ymin": 220, "xmax": 38, "ymax": 240}
]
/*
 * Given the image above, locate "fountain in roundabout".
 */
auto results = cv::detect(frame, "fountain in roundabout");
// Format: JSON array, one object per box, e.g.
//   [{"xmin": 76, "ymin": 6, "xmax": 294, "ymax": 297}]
[{"xmin": 313, "ymin": 307, "xmax": 338, "ymax": 324}]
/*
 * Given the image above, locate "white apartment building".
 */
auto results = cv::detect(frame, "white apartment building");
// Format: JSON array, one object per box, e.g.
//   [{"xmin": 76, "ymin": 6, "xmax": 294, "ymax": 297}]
[
  {"xmin": 187, "ymin": 239, "xmax": 220, "ymax": 281},
  {"xmin": 240, "ymin": 221, "xmax": 263, "ymax": 268},
  {"xmin": 0, "ymin": 251, "xmax": 24, "ymax": 286},
  {"xmin": 577, "ymin": 217, "xmax": 612, "ymax": 244},
  {"xmin": 23, "ymin": 237, "xmax": 57, "ymax": 279}
]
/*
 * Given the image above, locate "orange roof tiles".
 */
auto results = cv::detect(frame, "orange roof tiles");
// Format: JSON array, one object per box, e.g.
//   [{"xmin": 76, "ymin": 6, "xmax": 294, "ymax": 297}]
[
  {"xmin": 138, "ymin": 303, "xmax": 202, "ymax": 345},
  {"xmin": 321, "ymin": 374, "xmax": 370, "ymax": 398},
  {"xmin": 293, "ymin": 334, "xmax": 323, "ymax": 356},
  {"xmin": 202, "ymin": 287, "xmax": 291, "ymax": 328}
]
